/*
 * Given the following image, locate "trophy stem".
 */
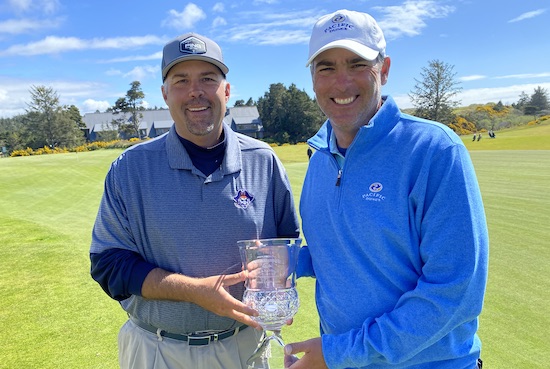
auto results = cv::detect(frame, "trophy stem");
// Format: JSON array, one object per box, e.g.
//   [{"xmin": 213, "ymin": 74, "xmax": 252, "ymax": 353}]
[
  {"xmin": 271, "ymin": 329, "xmax": 285, "ymax": 347},
  {"xmin": 246, "ymin": 330, "xmax": 269, "ymax": 366},
  {"xmin": 246, "ymin": 329, "xmax": 286, "ymax": 368}
]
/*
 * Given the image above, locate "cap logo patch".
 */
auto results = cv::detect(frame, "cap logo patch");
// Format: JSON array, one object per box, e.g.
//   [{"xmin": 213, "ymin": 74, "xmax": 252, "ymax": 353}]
[
  {"xmin": 180, "ymin": 36, "xmax": 206, "ymax": 55},
  {"xmin": 332, "ymin": 14, "xmax": 346, "ymax": 23},
  {"xmin": 234, "ymin": 189, "xmax": 255, "ymax": 209},
  {"xmin": 325, "ymin": 14, "xmax": 354, "ymax": 33}
]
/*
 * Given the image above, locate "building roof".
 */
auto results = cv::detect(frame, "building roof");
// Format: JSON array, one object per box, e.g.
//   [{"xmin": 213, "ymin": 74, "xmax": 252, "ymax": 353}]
[
  {"xmin": 92, "ymin": 123, "xmax": 116, "ymax": 132},
  {"xmin": 152, "ymin": 120, "xmax": 174, "ymax": 129},
  {"xmin": 82, "ymin": 110, "xmax": 173, "ymax": 131},
  {"xmin": 83, "ymin": 106, "xmax": 262, "ymax": 138},
  {"xmin": 223, "ymin": 106, "xmax": 262, "ymax": 126}
]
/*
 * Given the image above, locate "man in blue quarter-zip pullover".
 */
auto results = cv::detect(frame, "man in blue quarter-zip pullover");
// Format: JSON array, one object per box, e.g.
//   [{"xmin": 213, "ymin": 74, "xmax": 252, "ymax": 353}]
[
  {"xmin": 284, "ymin": 10, "xmax": 488, "ymax": 369},
  {"xmin": 90, "ymin": 33, "xmax": 300, "ymax": 369}
]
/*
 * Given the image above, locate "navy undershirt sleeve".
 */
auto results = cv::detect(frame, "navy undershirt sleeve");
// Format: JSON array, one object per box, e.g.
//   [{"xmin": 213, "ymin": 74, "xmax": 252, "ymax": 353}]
[{"xmin": 90, "ymin": 249, "xmax": 157, "ymax": 301}]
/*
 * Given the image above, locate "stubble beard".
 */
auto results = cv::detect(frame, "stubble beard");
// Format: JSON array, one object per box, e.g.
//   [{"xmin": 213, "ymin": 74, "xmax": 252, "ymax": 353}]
[
  {"xmin": 186, "ymin": 119, "xmax": 215, "ymax": 136},
  {"xmin": 182, "ymin": 104, "xmax": 217, "ymax": 137}
]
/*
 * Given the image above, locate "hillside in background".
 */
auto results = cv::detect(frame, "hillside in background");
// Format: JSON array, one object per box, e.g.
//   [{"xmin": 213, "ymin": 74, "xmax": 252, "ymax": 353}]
[
  {"xmin": 403, "ymin": 103, "xmax": 546, "ymax": 135},
  {"xmin": 462, "ymin": 120, "xmax": 550, "ymax": 150}
]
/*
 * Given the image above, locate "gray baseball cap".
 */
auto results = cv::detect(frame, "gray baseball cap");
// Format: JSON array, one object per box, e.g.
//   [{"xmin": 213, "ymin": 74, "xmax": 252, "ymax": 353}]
[{"xmin": 161, "ymin": 33, "xmax": 229, "ymax": 81}]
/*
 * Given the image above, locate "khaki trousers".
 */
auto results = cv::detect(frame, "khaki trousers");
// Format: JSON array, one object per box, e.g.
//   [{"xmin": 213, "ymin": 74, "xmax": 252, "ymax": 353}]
[{"xmin": 118, "ymin": 319, "xmax": 262, "ymax": 369}]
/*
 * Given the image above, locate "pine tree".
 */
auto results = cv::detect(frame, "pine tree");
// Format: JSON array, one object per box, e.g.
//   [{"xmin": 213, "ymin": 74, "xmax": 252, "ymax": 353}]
[
  {"xmin": 110, "ymin": 81, "xmax": 145, "ymax": 138},
  {"xmin": 409, "ymin": 60, "xmax": 462, "ymax": 125},
  {"xmin": 24, "ymin": 85, "xmax": 84, "ymax": 149},
  {"xmin": 529, "ymin": 86, "xmax": 549, "ymax": 113},
  {"xmin": 257, "ymin": 83, "xmax": 324, "ymax": 143}
]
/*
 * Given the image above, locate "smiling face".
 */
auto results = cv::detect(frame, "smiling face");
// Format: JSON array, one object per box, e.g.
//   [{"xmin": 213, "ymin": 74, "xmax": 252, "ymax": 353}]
[
  {"xmin": 161, "ymin": 60, "xmax": 230, "ymax": 147},
  {"xmin": 311, "ymin": 48, "xmax": 390, "ymax": 147}
]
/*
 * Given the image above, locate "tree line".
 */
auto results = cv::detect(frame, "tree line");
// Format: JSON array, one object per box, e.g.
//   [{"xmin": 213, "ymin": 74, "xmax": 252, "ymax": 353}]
[
  {"xmin": 0, "ymin": 86, "xmax": 86, "ymax": 154},
  {"xmin": 1, "ymin": 60, "xmax": 549, "ymax": 155}
]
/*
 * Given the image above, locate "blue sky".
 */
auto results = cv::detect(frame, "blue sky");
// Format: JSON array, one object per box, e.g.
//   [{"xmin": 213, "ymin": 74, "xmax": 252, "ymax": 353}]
[{"xmin": 0, "ymin": 0, "xmax": 548, "ymax": 118}]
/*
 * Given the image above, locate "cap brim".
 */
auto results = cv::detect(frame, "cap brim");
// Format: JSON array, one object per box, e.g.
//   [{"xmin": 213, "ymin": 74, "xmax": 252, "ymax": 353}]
[
  {"xmin": 306, "ymin": 39, "xmax": 380, "ymax": 67},
  {"xmin": 163, "ymin": 56, "xmax": 229, "ymax": 80}
]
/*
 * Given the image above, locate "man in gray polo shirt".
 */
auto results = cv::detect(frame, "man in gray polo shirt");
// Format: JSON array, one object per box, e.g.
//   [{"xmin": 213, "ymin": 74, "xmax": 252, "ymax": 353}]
[{"xmin": 90, "ymin": 32, "xmax": 300, "ymax": 369}]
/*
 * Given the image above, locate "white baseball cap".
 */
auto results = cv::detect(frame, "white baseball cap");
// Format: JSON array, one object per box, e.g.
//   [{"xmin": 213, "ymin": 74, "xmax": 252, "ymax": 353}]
[{"xmin": 306, "ymin": 9, "xmax": 386, "ymax": 67}]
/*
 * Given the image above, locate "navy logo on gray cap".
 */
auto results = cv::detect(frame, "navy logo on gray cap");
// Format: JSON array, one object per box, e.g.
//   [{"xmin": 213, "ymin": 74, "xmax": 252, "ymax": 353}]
[{"xmin": 180, "ymin": 36, "xmax": 206, "ymax": 54}]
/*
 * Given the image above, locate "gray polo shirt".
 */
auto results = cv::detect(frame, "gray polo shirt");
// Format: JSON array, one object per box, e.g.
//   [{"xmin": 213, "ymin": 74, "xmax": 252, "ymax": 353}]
[{"xmin": 91, "ymin": 123, "xmax": 299, "ymax": 334}]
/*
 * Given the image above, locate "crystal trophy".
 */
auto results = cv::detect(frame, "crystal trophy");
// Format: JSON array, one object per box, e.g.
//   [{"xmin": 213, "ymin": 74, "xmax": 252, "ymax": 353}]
[{"xmin": 238, "ymin": 238, "xmax": 301, "ymax": 369}]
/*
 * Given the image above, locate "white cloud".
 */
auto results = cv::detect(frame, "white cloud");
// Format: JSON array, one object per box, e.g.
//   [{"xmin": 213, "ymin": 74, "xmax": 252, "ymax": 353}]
[
  {"xmin": 213, "ymin": 3, "xmax": 224, "ymax": 12},
  {"xmin": 161, "ymin": 3, "xmax": 206, "ymax": 30},
  {"xmin": 105, "ymin": 69, "xmax": 123, "ymax": 76},
  {"xmin": 508, "ymin": 9, "xmax": 546, "ymax": 23},
  {"xmin": 123, "ymin": 65, "xmax": 159, "ymax": 81},
  {"xmin": 392, "ymin": 94, "xmax": 414, "ymax": 109},
  {"xmin": 393, "ymin": 82, "xmax": 550, "ymax": 109},
  {"xmin": 212, "ymin": 16, "xmax": 227, "ymax": 28},
  {"xmin": 224, "ymin": 9, "xmax": 320, "ymax": 45},
  {"xmin": 457, "ymin": 83, "xmax": 550, "ymax": 106},
  {"xmin": 8, "ymin": 0, "xmax": 60, "ymax": 14},
  {"xmin": 0, "ymin": 78, "xmax": 31, "ymax": 117},
  {"xmin": 82, "ymin": 99, "xmax": 111, "ymax": 113},
  {"xmin": 494, "ymin": 72, "xmax": 550, "ymax": 80},
  {"xmin": 141, "ymin": 100, "xmax": 151, "ymax": 110},
  {"xmin": 8, "ymin": 0, "xmax": 32, "ymax": 12},
  {"xmin": 375, "ymin": 0, "xmax": 455, "ymax": 39},
  {"xmin": 102, "ymin": 51, "xmax": 163, "ymax": 64},
  {"xmin": 42, "ymin": 0, "xmax": 60, "ymax": 15},
  {"xmin": 230, "ymin": 29, "xmax": 310, "ymax": 45},
  {"xmin": 0, "ymin": 77, "xmax": 111, "ymax": 118},
  {"xmin": 0, "ymin": 35, "xmax": 164, "ymax": 56},
  {"xmin": 253, "ymin": 0, "xmax": 279, "ymax": 4},
  {"xmin": 460, "ymin": 75, "xmax": 487, "ymax": 82},
  {"xmin": 0, "ymin": 17, "xmax": 62, "ymax": 34}
]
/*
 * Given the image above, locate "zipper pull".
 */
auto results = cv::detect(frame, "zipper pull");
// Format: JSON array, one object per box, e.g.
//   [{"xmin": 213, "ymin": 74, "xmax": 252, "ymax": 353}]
[{"xmin": 335, "ymin": 169, "xmax": 342, "ymax": 186}]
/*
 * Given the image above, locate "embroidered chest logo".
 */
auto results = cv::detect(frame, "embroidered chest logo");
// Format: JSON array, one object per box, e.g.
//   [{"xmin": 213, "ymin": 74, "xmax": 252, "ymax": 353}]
[
  {"xmin": 369, "ymin": 182, "xmax": 383, "ymax": 192},
  {"xmin": 234, "ymin": 189, "xmax": 255, "ymax": 209},
  {"xmin": 362, "ymin": 182, "xmax": 386, "ymax": 202}
]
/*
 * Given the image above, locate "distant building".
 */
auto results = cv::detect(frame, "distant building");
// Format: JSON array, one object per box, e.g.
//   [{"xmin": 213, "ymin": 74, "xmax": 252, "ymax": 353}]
[
  {"xmin": 223, "ymin": 106, "xmax": 264, "ymax": 139},
  {"xmin": 82, "ymin": 106, "xmax": 263, "ymax": 141}
]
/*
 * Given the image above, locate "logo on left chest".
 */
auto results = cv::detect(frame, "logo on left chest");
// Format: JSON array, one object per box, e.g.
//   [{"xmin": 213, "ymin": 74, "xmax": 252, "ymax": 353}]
[
  {"xmin": 362, "ymin": 182, "xmax": 386, "ymax": 202},
  {"xmin": 234, "ymin": 189, "xmax": 255, "ymax": 209}
]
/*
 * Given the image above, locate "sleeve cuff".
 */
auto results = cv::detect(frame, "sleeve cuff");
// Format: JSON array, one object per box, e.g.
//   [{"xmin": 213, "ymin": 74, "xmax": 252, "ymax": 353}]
[{"xmin": 128, "ymin": 260, "xmax": 157, "ymax": 296}]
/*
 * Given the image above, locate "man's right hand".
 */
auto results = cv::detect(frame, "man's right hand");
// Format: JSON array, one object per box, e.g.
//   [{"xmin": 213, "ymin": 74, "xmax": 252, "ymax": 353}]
[
  {"xmin": 141, "ymin": 268, "xmax": 261, "ymax": 329},
  {"xmin": 193, "ymin": 272, "xmax": 261, "ymax": 329}
]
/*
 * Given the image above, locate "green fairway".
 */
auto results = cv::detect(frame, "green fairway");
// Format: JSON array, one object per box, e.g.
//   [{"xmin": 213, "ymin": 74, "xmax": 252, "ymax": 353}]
[
  {"xmin": 1, "ymin": 124, "xmax": 549, "ymax": 368},
  {"xmin": 471, "ymin": 150, "xmax": 550, "ymax": 368}
]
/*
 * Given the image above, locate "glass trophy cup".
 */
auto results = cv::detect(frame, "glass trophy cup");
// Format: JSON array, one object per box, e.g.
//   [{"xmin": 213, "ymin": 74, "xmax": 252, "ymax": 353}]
[{"xmin": 238, "ymin": 238, "xmax": 302, "ymax": 369}]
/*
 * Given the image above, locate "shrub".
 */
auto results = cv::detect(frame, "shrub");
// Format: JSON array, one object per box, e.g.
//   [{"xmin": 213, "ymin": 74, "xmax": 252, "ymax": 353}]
[
  {"xmin": 449, "ymin": 116, "xmax": 476, "ymax": 135},
  {"xmin": 10, "ymin": 149, "xmax": 31, "ymax": 157},
  {"xmin": 7, "ymin": 139, "xmax": 142, "ymax": 157}
]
